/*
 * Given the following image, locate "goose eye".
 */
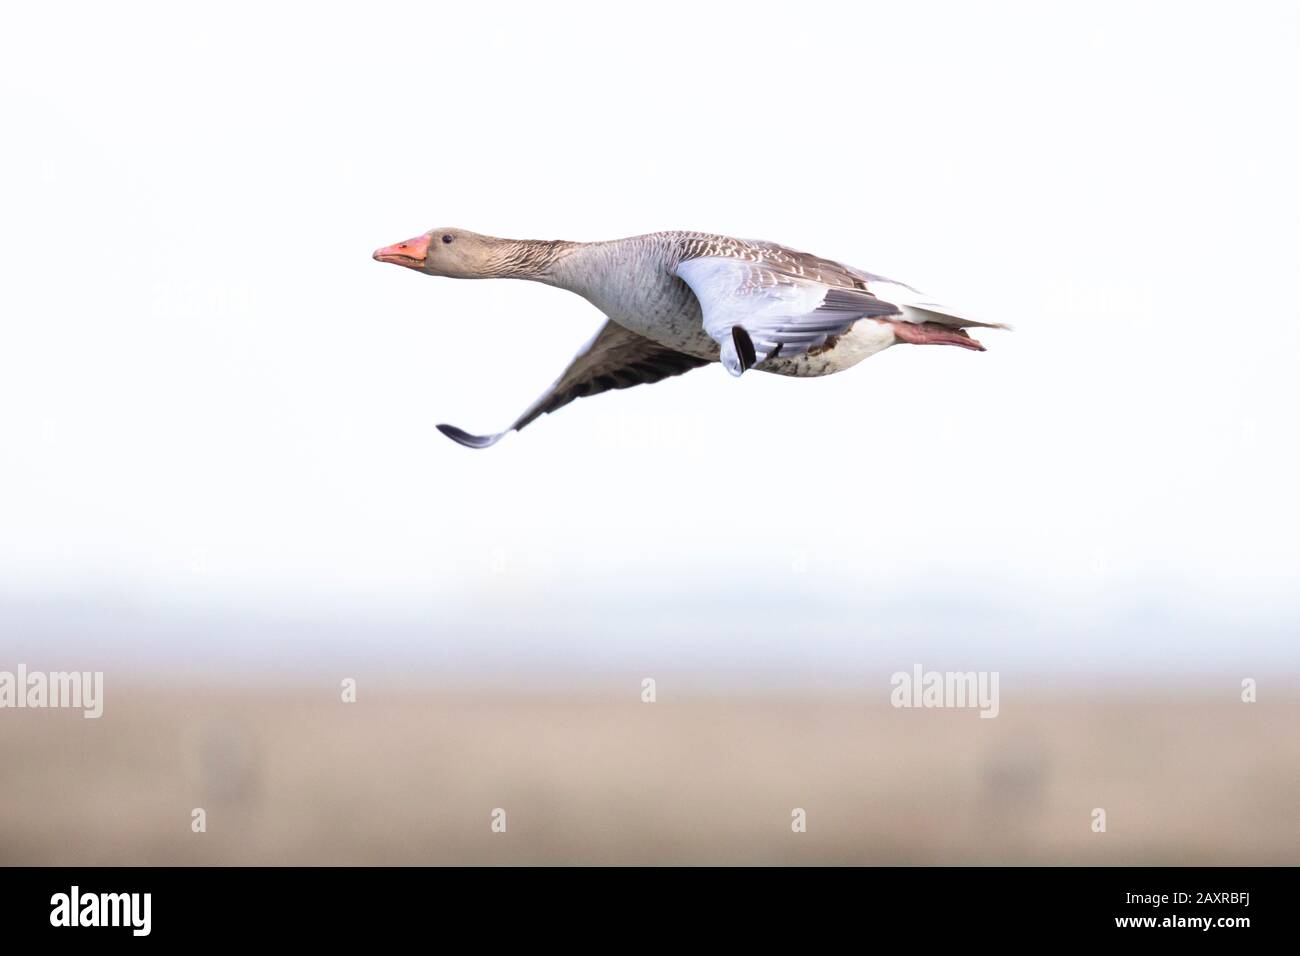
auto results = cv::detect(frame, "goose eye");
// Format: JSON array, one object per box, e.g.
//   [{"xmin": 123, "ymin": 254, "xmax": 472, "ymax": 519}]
[{"xmin": 441, "ymin": 234, "xmax": 454, "ymax": 244}]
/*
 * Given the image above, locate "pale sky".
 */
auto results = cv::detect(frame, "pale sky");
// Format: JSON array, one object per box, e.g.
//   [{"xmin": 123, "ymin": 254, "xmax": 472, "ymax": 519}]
[{"xmin": 1, "ymin": 2, "xmax": 1297, "ymax": 671}]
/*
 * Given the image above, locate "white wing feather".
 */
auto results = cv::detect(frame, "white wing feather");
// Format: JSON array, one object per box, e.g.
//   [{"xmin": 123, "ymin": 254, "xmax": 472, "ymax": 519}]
[{"xmin": 676, "ymin": 257, "xmax": 901, "ymax": 375}]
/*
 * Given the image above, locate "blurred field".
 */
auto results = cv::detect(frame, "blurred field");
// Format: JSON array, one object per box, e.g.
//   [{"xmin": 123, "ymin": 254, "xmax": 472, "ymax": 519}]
[{"xmin": 1, "ymin": 685, "xmax": 1297, "ymax": 865}]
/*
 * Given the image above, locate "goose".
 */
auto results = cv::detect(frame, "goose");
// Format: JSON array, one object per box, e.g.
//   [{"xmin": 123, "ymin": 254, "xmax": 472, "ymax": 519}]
[{"xmin": 373, "ymin": 229, "xmax": 1007, "ymax": 448}]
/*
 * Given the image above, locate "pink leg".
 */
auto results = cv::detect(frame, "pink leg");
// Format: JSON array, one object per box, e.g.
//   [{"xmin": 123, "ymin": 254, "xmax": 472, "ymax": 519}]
[{"xmin": 887, "ymin": 320, "xmax": 986, "ymax": 351}]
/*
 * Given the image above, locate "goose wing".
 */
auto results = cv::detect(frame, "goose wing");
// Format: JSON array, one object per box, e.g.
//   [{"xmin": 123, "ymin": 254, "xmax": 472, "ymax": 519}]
[
  {"xmin": 437, "ymin": 320, "xmax": 708, "ymax": 448},
  {"xmin": 675, "ymin": 256, "xmax": 902, "ymax": 376}
]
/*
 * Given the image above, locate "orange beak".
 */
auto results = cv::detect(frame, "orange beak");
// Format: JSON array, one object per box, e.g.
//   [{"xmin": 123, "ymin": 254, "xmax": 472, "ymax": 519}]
[{"xmin": 372, "ymin": 233, "xmax": 430, "ymax": 269}]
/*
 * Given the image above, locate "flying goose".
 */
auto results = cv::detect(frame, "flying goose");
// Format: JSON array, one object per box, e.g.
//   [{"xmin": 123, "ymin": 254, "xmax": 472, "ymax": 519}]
[{"xmin": 373, "ymin": 229, "xmax": 1007, "ymax": 447}]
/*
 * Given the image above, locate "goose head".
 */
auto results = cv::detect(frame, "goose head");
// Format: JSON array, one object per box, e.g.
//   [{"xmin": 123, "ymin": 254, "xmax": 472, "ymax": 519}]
[{"xmin": 373, "ymin": 227, "xmax": 522, "ymax": 279}]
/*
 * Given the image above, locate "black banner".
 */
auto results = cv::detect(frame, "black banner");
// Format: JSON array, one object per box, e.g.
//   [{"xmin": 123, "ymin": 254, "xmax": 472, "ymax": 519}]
[{"xmin": 0, "ymin": 866, "xmax": 1283, "ymax": 943}]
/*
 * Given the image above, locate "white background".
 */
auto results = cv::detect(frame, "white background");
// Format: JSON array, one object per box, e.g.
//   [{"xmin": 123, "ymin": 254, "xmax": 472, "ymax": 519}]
[{"xmin": 1, "ymin": 1, "xmax": 1296, "ymax": 675}]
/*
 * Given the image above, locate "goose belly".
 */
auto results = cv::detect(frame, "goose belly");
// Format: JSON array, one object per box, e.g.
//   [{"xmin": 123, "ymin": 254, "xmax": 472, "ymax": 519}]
[
  {"xmin": 759, "ymin": 318, "xmax": 897, "ymax": 378},
  {"xmin": 590, "ymin": 281, "xmax": 720, "ymax": 360}
]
